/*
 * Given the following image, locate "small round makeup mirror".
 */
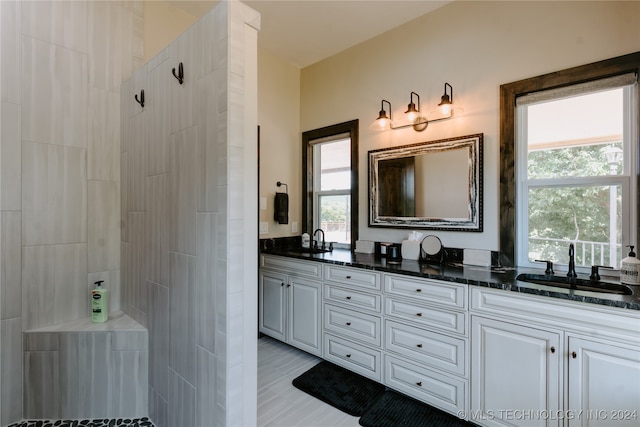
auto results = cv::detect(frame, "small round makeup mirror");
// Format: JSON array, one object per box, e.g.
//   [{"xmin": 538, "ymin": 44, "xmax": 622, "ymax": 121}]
[{"xmin": 420, "ymin": 235, "xmax": 444, "ymax": 263}]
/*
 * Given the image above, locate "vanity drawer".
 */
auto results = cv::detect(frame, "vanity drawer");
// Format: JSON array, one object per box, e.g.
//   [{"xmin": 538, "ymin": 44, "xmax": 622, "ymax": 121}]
[
  {"xmin": 324, "ymin": 304, "xmax": 381, "ymax": 346},
  {"xmin": 324, "ymin": 284, "xmax": 382, "ymax": 313},
  {"xmin": 384, "ymin": 274, "xmax": 466, "ymax": 309},
  {"xmin": 260, "ymin": 254, "xmax": 322, "ymax": 279},
  {"xmin": 385, "ymin": 320, "xmax": 466, "ymax": 376},
  {"xmin": 324, "ymin": 265, "xmax": 381, "ymax": 291},
  {"xmin": 384, "ymin": 355, "xmax": 467, "ymax": 415},
  {"xmin": 324, "ymin": 333, "xmax": 381, "ymax": 381},
  {"xmin": 385, "ymin": 297, "xmax": 467, "ymax": 336}
]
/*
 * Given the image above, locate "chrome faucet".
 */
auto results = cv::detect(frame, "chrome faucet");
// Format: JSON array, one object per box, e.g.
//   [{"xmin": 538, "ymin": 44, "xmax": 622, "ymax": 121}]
[
  {"xmin": 313, "ymin": 228, "xmax": 325, "ymax": 250},
  {"xmin": 567, "ymin": 243, "xmax": 577, "ymax": 279}
]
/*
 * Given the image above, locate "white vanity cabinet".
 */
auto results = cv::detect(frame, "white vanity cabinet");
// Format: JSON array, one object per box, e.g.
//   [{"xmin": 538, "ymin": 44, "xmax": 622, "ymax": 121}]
[
  {"xmin": 471, "ymin": 287, "xmax": 640, "ymax": 427},
  {"xmin": 382, "ymin": 273, "xmax": 470, "ymax": 416},
  {"xmin": 471, "ymin": 316, "xmax": 561, "ymax": 427},
  {"xmin": 259, "ymin": 255, "xmax": 323, "ymax": 356},
  {"xmin": 322, "ymin": 264, "xmax": 383, "ymax": 381},
  {"xmin": 567, "ymin": 336, "xmax": 640, "ymax": 427}
]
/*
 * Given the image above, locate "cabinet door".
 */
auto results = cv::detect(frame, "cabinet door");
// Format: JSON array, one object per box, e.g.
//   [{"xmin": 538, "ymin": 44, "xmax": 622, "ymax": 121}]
[
  {"xmin": 471, "ymin": 316, "xmax": 561, "ymax": 427},
  {"xmin": 288, "ymin": 277, "xmax": 322, "ymax": 356},
  {"xmin": 568, "ymin": 337, "xmax": 640, "ymax": 427},
  {"xmin": 259, "ymin": 271, "xmax": 287, "ymax": 341}
]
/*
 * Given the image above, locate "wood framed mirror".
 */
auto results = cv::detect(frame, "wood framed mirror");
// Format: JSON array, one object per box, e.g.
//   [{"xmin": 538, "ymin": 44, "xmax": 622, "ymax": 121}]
[{"xmin": 368, "ymin": 133, "xmax": 483, "ymax": 231}]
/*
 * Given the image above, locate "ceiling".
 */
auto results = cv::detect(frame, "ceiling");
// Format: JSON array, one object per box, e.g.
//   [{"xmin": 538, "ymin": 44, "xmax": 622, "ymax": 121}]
[{"xmin": 167, "ymin": 0, "xmax": 452, "ymax": 68}]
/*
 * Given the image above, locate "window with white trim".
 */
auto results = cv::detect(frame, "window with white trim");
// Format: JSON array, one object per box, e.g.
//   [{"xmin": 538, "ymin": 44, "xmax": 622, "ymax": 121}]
[
  {"xmin": 516, "ymin": 74, "xmax": 638, "ymax": 272},
  {"xmin": 311, "ymin": 135, "xmax": 352, "ymax": 247}
]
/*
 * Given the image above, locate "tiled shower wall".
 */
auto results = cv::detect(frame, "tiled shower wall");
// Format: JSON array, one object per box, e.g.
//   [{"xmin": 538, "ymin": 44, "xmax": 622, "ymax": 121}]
[
  {"xmin": 120, "ymin": 2, "xmax": 259, "ymax": 426},
  {"xmin": 0, "ymin": 1, "xmax": 143, "ymax": 425}
]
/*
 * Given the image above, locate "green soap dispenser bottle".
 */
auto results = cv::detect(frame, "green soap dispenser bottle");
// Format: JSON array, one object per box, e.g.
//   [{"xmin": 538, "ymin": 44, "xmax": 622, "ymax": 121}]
[{"xmin": 91, "ymin": 280, "xmax": 109, "ymax": 323}]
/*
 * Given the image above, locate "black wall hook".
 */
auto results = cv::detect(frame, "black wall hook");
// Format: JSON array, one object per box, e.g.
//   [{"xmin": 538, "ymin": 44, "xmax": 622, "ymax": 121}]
[
  {"xmin": 135, "ymin": 89, "xmax": 145, "ymax": 108},
  {"xmin": 172, "ymin": 62, "xmax": 184, "ymax": 84}
]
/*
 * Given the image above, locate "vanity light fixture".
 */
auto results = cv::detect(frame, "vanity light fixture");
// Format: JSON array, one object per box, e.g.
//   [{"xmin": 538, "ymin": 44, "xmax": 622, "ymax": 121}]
[
  {"xmin": 438, "ymin": 82, "xmax": 454, "ymax": 115},
  {"xmin": 371, "ymin": 83, "xmax": 458, "ymax": 132}
]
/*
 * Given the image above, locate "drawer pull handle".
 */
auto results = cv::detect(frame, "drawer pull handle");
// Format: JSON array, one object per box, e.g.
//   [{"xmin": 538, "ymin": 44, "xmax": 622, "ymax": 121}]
[
  {"xmin": 346, "ymin": 354, "xmax": 351, "ymax": 358},
  {"xmin": 287, "ymin": 284, "xmax": 291, "ymax": 288},
  {"xmin": 550, "ymin": 346, "xmax": 556, "ymax": 354},
  {"xmin": 346, "ymin": 275, "xmax": 352, "ymax": 279},
  {"xmin": 346, "ymin": 322, "xmax": 352, "ymax": 326},
  {"xmin": 416, "ymin": 289, "xmax": 422, "ymax": 292},
  {"xmin": 572, "ymin": 351, "xmax": 577, "ymax": 359},
  {"xmin": 416, "ymin": 381, "xmax": 422, "ymax": 387},
  {"xmin": 416, "ymin": 313, "xmax": 422, "ymax": 317},
  {"xmin": 281, "ymin": 283, "xmax": 285, "ymax": 287},
  {"xmin": 416, "ymin": 344, "xmax": 423, "ymax": 348},
  {"xmin": 346, "ymin": 296, "xmax": 352, "ymax": 300}
]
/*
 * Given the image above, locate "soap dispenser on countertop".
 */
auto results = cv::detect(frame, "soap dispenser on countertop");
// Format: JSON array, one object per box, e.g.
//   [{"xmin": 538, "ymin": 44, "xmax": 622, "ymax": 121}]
[
  {"xmin": 91, "ymin": 280, "xmax": 109, "ymax": 323},
  {"xmin": 620, "ymin": 245, "xmax": 640, "ymax": 286}
]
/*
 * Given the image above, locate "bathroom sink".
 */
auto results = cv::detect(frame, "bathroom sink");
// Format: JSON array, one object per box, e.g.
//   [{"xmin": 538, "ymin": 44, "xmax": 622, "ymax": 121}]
[{"xmin": 516, "ymin": 273, "xmax": 633, "ymax": 295}]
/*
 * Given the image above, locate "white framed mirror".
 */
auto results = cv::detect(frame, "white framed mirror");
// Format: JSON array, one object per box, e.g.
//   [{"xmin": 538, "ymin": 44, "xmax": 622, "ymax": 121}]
[{"xmin": 368, "ymin": 133, "xmax": 483, "ymax": 231}]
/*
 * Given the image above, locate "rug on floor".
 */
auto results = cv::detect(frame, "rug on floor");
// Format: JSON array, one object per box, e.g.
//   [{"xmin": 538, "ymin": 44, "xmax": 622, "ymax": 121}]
[
  {"xmin": 7, "ymin": 418, "xmax": 155, "ymax": 427},
  {"xmin": 292, "ymin": 360, "xmax": 386, "ymax": 416},
  {"xmin": 359, "ymin": 390, "xmax": 473, "ymax": 427}
]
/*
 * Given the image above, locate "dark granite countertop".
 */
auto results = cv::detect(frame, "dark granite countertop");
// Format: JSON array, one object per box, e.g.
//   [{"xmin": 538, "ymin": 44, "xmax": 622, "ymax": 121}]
[{"xmin": 261, "ymin": 248, "xmax": 640, "ymax": 311}]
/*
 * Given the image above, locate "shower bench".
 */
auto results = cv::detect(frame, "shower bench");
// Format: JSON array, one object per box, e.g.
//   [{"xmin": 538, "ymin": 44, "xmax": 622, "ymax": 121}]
[{"xmin": 23, "ymin": 311, "xmax": 148, "ymax": 420}]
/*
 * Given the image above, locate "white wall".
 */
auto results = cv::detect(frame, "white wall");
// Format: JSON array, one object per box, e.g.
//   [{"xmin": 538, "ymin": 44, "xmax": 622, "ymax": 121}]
[
  {"xmin": 299, "ymin": 0, "xmax": 640, "ymax": 251},
  {"xmin": 258, "ymin": 50, "xmax": 301, "ymax": 238}
]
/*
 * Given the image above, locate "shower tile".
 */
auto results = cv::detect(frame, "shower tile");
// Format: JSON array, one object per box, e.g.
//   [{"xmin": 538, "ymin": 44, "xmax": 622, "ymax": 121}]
[
  {"xmin": 168, "ymin": 126, "xmax": 198, "ymax": 255},
  {"xmin": 88, "ymin": 0, "xmax": 134, "ymax": 92},
  {"xmin": 121, "ymin": 151, "xmax": 129, "ymax": 242},
  {"xmin": 196, "ymin": 348, "xmax": 218, "ymax": 426},
  {"xmin": 88, "ymin": 180, "xmax": 120, "ymax": 273},
  {"xmin": 196, "ymin": 213, "xmax": 217, "ymax": 353},
  {"xmin": 196, "ymin": 74, "xmax": 221, "ymax": 213},
  {"xmin": 21, "ymin": 0, "xmax": 88, "ymax": 53},
  {"xmin": 23, "ymin": 350, "xmax": 59, "ymax": 419},
  {"xmin": 146, "ymin": 57, "xmax": 170, "ymax": 176},
  {"xmin": 22, "ymin": 142, "xmax": 87, "ymax": 246},
  {"xmin": 58, "ymin": 332, "xmax": 111, "ymax": 418},
  {"xmin": 168, "ymin": 368, "xmax": 196, "ymax": 427},
  {"xmin": 169, "ymin": 252, "xmax": 196, "ymax": 385},
  {"xmin": 1, "ymin": 318, "xmax": 22, "ymax": 426},
  {"xmin": 21, "ymin": 37, "xmax": 88, "ymax": 148},
  {"xmin": 150, "ymin": 387, "xmax": 168, "ymax": 427},
  {"xmin": 1, "ymin": 211, "xmax": 21, "ymax": 320},
  {"xmin": 88, "ymin": 88, "xmax": 121, "ymax": 182},
  {"xmin": 146, "ymin": 175, "xmax": 169, "ymax": 286},
  {"xmin": 0, "ymin": 102, "xmax": 21, "ymax": 211},
  {"xmin": 110, "ymin": 350, "xmax": 148, "ymax": 417},
  {"xmin": 23, "ymin": 332, "xmax": 58, "ymax": 352},
  {"xmin": 128, "ymin": 111, "xmax": 148, "ymax": 213},
  {"xmin": 0, "ymin": 0, "xmax": 21, "ymax": 104},
  {"xmin": 148, "ymin": 281, "xmax": 169, "ymax": 399},
  {"xmin": 22, "ymin": 243, "xmax": 88, "ymax": 331}
]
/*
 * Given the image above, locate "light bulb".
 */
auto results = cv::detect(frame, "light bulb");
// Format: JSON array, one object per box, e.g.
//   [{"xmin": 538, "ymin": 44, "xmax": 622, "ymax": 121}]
[{"xmin": 440, "ymin": 103, "xmax": 451, "ymax": 115}]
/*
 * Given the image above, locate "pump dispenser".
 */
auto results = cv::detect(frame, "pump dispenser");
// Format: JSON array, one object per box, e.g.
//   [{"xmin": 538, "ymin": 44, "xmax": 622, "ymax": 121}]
[
  {"xmin": 620, "ymin": 245, "xmax": 640, "ymax": 286},
  {"xmin": 91, "ymin": 280, "xmax": 109, "ymax": 323}
]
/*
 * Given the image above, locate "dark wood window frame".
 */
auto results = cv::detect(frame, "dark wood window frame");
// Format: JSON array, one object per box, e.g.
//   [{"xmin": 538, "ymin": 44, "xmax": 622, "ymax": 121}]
[
  {"xmin": 302, "ymin": 119, "xmax": 359, "ymax": 248},
  {"xmin": 499, "ymin": 51, "xmax": 640, "ymax": 267}
]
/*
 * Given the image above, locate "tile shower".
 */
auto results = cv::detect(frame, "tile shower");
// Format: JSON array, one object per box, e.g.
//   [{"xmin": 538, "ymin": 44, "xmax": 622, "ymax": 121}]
[{"xmin": 0, "ymin": 1, "xmax": 259, "ymax": 426}]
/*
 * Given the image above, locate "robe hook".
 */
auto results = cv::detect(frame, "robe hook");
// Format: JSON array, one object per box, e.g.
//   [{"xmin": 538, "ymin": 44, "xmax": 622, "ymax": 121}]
[
  {"xmin": 172, "ymin": 62, "xmax": 184, "ymax": 84},
  {"xmin": 135, "ymin": 89, "xmax": 145, "ymax": 108}
]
